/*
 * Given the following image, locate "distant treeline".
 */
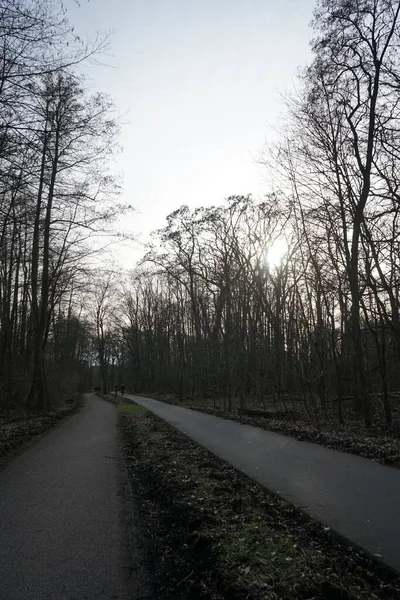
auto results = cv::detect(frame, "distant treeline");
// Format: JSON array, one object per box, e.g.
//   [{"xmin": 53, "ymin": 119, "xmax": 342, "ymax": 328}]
[{"xmin": 96, "ymin": 1, "xmax": 400, "ymax": 428}]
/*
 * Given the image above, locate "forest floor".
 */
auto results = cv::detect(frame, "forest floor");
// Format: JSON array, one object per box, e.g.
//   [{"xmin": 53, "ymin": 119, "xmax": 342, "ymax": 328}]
[
  {"xmin": 118, "ymin": 399, "xmax": 400, "ymax": 600},
  {"xmin": 0, "ymin": 395, "xmax": 83, "ymax": 471},
  {"xmin": 137, "ymin": 392, "xmax": 400, "ymax": 468}
]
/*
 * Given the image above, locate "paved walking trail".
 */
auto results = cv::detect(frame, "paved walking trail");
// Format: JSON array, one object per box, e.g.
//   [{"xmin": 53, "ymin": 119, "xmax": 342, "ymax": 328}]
[
  {"xmin": 0, "ymin": 395, "xmax": 136, "ymax": 600},
  {"xmin": 127, "ymin": 393, "xmax": 400, "ymax": 574},
  {"xmin": 2, "ymin": 392, "xmax": 399, "ymax": 599}
]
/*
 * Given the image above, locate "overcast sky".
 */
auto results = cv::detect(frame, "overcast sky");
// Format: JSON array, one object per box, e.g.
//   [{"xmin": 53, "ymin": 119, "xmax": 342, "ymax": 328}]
[{"xmin": 67, "ymin": 0, "xmax": 315, "ymax": 262}]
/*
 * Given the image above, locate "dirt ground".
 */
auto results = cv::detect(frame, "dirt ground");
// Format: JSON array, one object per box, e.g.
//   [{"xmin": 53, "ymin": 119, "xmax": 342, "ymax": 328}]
[
  {"xmin": 119, "ymin": 402, "xmax": 400, "ymax": 600},
  {"xmin": 139, "ymin": 392, "xmax": 400, "ymax": 467},
  {"xmin": 0, "ymin": 395, "xmax": 83, "ymax": 470}
]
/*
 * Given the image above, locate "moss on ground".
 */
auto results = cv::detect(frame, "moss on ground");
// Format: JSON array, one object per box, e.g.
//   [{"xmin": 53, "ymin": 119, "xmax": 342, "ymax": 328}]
[
  {"xmin": 117, "ymin": 402, "xmax": 147, "ymax": 413},
  {"xmin": 221, "ymin": 520, "xmax": 310, "ymax": 588}
]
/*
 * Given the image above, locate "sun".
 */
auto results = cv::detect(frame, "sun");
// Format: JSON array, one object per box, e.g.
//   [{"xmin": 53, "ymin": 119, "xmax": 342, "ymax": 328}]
[{"xmin": 265, "ymin": 237, "xmax": 287, "ymax": 268}]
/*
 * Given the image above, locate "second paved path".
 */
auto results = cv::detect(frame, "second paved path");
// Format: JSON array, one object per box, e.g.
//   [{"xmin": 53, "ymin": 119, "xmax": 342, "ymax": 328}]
[{"xmin": 127, "ymin": 393, "xmax": 400, "ymax": 574}]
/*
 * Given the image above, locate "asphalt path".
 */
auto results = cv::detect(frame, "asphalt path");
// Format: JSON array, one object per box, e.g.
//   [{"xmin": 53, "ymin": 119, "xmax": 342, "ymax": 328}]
[
  {"xmin": 127, "ymin": 393, "xmax": 400, "ymax": 574},
  {"xmin": 0, "ymin": 395, "xmax": 134, "ymax": 600}
]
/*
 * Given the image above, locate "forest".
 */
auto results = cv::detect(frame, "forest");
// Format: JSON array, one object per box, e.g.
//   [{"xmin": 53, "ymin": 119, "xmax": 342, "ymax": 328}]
[
  {"xmin": 0, "ymin": 0, "xmax": 125, "ymax": 415},
  {"xmin": 2, "ymin": 0, "xmax": 400, "ymax": 432}
]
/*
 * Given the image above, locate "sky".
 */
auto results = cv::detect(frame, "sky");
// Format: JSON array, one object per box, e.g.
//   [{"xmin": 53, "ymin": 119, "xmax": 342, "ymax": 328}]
[{"xmin": 66, "ymin": 0, "xmax": 316, "ymax": 263}]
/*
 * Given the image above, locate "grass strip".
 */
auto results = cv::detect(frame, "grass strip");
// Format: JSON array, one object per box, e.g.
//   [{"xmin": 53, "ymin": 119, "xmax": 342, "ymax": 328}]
[{"xmin": 119, "ymin": 409, "xmax": 400, "ymax": 600}]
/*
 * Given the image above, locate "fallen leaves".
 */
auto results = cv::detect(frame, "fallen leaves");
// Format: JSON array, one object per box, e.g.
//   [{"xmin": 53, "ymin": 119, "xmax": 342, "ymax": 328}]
[
  {"xmin": 119, "ymin": 408, "xmax": 400, "ymax": 600},
  {"xmin": 0, "ymin": 398, "xmax": 82, "ymax": 465}
]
